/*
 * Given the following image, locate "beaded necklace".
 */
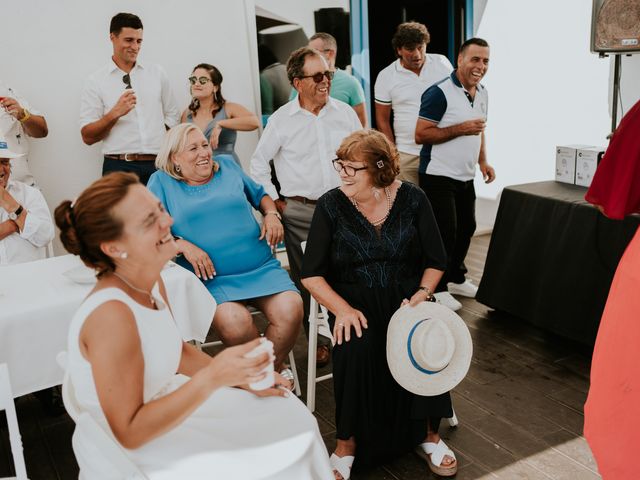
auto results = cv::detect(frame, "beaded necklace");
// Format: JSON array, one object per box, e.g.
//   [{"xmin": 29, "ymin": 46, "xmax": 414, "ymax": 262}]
[{"xmin": 350, "ymin": 187, "xmax": 392, "ymax": 227}]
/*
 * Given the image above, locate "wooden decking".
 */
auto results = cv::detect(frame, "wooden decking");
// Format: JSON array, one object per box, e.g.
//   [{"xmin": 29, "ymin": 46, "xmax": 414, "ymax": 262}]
[{"xmin": 0, "ymin": 234, "xmax": 600, "ymax": 479}]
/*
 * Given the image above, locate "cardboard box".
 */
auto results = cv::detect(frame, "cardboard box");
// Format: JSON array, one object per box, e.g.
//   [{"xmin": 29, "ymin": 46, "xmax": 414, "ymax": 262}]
[
  {"xmin": 555, "ymin": 145, "xmax": 586, "ymax": 184},
  {"xmin": 575, "ymin": 146, "xmax": 605, "ymax": 187}
]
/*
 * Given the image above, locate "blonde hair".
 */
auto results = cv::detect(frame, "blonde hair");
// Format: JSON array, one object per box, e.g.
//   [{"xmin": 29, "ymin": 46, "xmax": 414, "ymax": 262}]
[
  {"xmin": 336, "ymin": 129, "xmax": 400, "ymax": 187},
  {"xmin": 155, "ymin": 123, "xmax": 219, "ymax": 180}
]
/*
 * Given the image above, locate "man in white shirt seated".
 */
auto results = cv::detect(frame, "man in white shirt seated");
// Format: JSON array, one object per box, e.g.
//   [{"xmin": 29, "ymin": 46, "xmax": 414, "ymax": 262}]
[
  {"xmin": 79, "ymin": 12, "xmax": 179, "ymax": 185},
  {"xmin": 0, "ymin": 81, "xmax": 49, "ymax": 187},
  {"xmin": 0, "ymin": 133, "xmax": 54, "ymax": 265},
  {"xmin": 250, "ymin": 46, "xmax": 361, "ymax": 367}
]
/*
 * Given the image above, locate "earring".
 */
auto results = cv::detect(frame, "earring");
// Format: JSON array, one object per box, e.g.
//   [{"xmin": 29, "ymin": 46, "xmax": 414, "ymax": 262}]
[
  {"xmin": 376, "ymin": 159, "xmax": 385, "ymax": 169},
  {"xmin": 120, "ymin": 252, "xmax": 128, "ymax": 259},
  {"xmin": 175, "ymin": 164, "xmax": 181, "ymax": 173}
]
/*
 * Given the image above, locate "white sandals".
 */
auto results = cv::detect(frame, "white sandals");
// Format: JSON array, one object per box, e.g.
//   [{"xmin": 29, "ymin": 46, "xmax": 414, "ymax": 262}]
[
  {"xmin": 279, "ymin": 367, "xmax": 295, "ymax": 392},
  {"xmin": 330, "ymin": 453, "xmax": 355, "ymax": 480},
  {"xmin": 415, "ymin": 439, "xmax": 458, "ymax": 477}
]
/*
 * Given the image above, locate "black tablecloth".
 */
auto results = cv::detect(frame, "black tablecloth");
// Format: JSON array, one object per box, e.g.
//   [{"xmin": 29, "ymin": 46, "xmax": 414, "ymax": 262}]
[{"xmin": 477, "ymin": 181, "xmax": 640, "ymax": 345}]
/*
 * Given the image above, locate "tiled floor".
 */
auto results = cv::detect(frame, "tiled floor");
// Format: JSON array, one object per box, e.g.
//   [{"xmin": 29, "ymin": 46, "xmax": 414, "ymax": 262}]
[{"xmin": 0, "ymin": 234, "xmax": 600, "ymax": 479}]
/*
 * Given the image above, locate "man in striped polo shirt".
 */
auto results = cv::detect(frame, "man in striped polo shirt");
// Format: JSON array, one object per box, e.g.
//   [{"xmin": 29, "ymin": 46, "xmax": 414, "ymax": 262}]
[{"xmin": 415, "ymin": 37, "xmax": 495, "ymax": 299}]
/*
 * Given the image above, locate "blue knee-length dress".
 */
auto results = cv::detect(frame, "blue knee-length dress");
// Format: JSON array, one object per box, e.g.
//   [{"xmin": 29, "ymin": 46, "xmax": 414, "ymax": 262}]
[{"xmin": 147, "ymin": 155, "xmax": 297, "ymax": 303}]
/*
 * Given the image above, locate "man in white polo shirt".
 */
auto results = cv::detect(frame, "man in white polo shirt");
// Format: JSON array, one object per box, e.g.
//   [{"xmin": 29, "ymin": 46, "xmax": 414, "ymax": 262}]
[
  {"xmin": 374, "ymin": 22, "xmax": 452, "ymax": 185},
  {"xmin": 415, "ymin": 37, "xmax": 495, "ymax": 298},
  {"xmin": 80, "ymin": 12, "xmax": 179, "ymax": 185},
  {"xmin": 251, "ymin": 46, "xmax": 361, "ymax": 367}
]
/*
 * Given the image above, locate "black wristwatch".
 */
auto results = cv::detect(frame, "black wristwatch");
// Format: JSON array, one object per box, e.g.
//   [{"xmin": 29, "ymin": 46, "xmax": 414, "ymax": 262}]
[{"xmin": 8, "ymin": 205, "xmax": 23, "ymax": 221}]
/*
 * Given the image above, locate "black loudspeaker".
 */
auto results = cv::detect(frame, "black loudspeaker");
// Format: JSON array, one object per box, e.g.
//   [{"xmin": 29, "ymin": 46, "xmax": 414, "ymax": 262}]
[
  {"xmin": 591, "ymin": 0, "xmax": 640, "ymax": 53},
  {"xmin": 314, "ymin": 8, "xmax": 351, "ymax": 69}
]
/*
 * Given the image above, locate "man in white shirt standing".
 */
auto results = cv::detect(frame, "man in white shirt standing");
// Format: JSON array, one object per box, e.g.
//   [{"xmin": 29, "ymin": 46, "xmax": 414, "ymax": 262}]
[
  {"xmin": 374, "ymin": 22, "xmax": 453, "ymax": 185},
  {"xmin": 251, "ymin": 47, "xmax": 361, "ymax": 366},
  {"xmin": 0, "ymin": 133, "xmax": 54, "ymax": 266},
  {"xmin": 0, "ymin": 81, "xmax": 49, "ymax": 186},
  {"xmin": 80, "ymin": 12, "xmax": 179, "ymax": 185}
]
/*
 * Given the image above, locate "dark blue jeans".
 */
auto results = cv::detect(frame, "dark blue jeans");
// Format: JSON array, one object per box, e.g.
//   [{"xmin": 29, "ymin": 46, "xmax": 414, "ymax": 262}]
[
  {"xmin": 419, "ymin": 173, "xmax": 476, "ymax": 291},
  {"xmin": 102, "ymin": 157, "xmax": 157, "ymax": 185}
]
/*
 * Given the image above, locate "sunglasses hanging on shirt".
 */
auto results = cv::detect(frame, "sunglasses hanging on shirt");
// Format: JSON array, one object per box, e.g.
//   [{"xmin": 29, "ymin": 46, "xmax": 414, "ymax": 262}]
[{"xmin": 122, "ymin": 74, "xmax": 132, "ymax": 89}]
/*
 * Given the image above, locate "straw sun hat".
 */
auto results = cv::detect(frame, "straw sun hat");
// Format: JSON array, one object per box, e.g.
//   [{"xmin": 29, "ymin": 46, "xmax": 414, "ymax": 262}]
[{"xmin": 386, "ymin": 302, "xmax": 473, "ymax": 396}]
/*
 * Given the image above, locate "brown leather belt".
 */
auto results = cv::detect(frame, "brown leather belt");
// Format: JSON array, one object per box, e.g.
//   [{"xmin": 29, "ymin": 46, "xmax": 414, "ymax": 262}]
[
  {"xmin": 286, "ymin": 196, "xmax": 317, "ymax": 205},
  {"xmin": 104, "ymin": 154, "xmax": 157, "ymax": 162}
]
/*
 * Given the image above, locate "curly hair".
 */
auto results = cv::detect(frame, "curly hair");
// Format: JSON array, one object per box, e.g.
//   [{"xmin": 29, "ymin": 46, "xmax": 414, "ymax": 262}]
[
  {"xmin": 336, "ymin": 130, "xmax": 400, "ymax": 188},
  {"xmin": 391, "ymin": 22, "xmax": 430, "ymax": 55},
  {"xmin": 55, "ymin": 172, "xmax": 139, "ymax": 278}
]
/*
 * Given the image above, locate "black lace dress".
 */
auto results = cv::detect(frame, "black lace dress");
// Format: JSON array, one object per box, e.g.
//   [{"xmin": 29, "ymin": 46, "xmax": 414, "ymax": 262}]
[{"xmin": 301, "ymin": 182, "xmax": 452, "ymax": 470}]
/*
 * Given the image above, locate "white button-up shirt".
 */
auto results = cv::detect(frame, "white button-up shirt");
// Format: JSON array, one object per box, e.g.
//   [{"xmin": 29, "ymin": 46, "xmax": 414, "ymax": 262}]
[
  {"xmin": 374, "ymin": 56, "xmax": 453, "ymax": 155},
  {"xmin": 0, "ymin": 179, "xmax": 54, "ymax": 265},
  {"xmin": 250, "ymin": 97, "xmax": 361, "ymax": 201},
  {"xmin": 79, "ymin": 59, "xmax": 180, "ymax": 155},
  {"xmin": 0, "ymin": 81, "xmax": 44, "ymax": 186}
]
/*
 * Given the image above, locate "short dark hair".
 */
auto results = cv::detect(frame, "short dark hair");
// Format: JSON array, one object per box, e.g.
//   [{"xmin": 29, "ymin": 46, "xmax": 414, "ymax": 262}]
[
  {"xmin": 391, "ymin": 22, "xmax": 430, "ymax": 55},
  {"xmin": 459, "ymin": 37, "xmax": 489, "ymax": 54},
  {"xmin": 110, "ymin": 12, "xmax": 143, "ymax": 35},
  {"xmin": 309, "ymin": 32, "xmax": 337, "ymax": 51},
  {"xmin": 286, "ymin": 47, "xmax": 322, "ymax": 85}
]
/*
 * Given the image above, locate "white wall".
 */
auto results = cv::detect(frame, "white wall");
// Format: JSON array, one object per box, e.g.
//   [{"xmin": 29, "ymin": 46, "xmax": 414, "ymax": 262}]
[
  {"xmin": 0, "ymin": 0, "xmax": 261, "ymax": 253},
  {"xmin": 613, "ymin": 54, "xmax": 640, "ymax": 119},
  {"xmin": 474, "ymin": 0, "xmax": 611, "ymax": 204},
  {"xmin": 256, "ymin": 0, "xmax": 349, "ymax": 37}
]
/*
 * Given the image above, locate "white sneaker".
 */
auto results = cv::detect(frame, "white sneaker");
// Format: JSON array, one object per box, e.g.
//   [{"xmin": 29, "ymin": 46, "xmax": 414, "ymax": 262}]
[
  {"xmin": 447, "ymin": 279, "xmax": 478, "ymax": 298},
  {"xmin": 433, "ymin": 292, "xmax": 462, "ymax": 312}
]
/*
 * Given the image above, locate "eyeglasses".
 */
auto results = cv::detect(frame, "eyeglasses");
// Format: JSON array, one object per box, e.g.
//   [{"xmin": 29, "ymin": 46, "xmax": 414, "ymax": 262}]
[
  {"xmin": 189, "ymin": 76, "xmax": 212, "ymax": 86},
  {"xmin": 122, "ymin": 74, "xmax": 132, "ymax": 89},
  {"xmin": 332, "ymin": 159, "xmax": 368, "ymax": 177},
  {"xmin": 298, "ymin": 70, "xmax": 334, "ymax": 83}
]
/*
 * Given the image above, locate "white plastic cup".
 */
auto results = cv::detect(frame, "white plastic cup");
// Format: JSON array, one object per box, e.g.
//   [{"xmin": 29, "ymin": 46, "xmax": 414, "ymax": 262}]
[{"xmin": 244, "ymin": 338, "xmax": 275, "ymax": 390}]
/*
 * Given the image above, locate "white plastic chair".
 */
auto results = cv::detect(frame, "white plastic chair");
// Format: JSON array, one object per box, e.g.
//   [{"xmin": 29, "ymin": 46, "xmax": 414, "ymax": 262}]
[
  {"xmin": 300, "ymin": 243, "xmax": 459, "ymax": 426},
  {"xmin": 0, "ymin": 364, "xmax": 28, "ymax": 480},
  {"xmin": 193, "ymin": 306, "xmax": 301, "ymax": 397},
  {"xmin": 56, "ymin": 352, "xmax": 148, "ymax": 480}
]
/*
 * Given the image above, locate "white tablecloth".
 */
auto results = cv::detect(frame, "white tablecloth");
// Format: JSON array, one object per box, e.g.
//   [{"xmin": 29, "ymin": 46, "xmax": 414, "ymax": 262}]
[{"xmin": 0, "ymin": 255, "xmax": 215, "ymax": 397}]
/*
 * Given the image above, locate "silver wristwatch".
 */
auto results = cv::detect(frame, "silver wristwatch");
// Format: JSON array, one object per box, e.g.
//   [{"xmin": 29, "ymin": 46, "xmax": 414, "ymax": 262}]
[{"xmin": 8, "ymin": 205, "xmax": 23, "ymax": 221}]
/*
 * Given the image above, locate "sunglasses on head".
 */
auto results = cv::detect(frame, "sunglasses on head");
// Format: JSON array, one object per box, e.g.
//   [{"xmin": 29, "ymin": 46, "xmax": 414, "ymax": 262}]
[
  {"xmin": 298, "ymin": 70, "xmax": 334, "ymax": 83},
  {"xmin": 189, "ymin": 76, "xmax": 212, "ymax": 85},
  {"xmin": 122, "ymin": 74, "xmax": 132, "ymax": 89}
]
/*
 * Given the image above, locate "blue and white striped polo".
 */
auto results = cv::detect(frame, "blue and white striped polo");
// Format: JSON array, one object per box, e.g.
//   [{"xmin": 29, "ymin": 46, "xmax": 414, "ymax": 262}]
[{"xmin": 418, "ymin": 71, "xmax": 488, "ymax": 181}]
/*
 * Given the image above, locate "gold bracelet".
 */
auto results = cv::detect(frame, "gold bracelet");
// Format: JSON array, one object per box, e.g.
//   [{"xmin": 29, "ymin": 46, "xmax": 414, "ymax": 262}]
[
  {"xmin": 417, "ymin": 285, "xmax": 433, "ymax": 299},
  {"xmin": 18, "ymin": 109, "xmax": 31, "ymax": 123},
  {"xmin": 264, "ymin": 210, "xmax": 282, "ymax": 220}
]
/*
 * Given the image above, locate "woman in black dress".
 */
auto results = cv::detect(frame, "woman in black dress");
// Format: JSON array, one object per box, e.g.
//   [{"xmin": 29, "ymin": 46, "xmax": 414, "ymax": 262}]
[{"xmin": 301, "ymin": 129, "xmax": 457, "ymax": 479}]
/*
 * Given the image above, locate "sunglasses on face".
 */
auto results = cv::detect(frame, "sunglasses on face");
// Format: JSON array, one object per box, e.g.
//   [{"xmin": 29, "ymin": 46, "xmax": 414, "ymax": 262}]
[
  {"xmin": 189, "ymin": 76, "xmax": 212, "ymax": 86},
  {"xmin": 332, "ymin": 159, "xmax": 368, "ymax": 177},
  {"xmin": 122, "ymin": 74, "xmax": 132, "ymax": 89},
  {"xmin": 298, "ymin": 70, "xmax": 334, "ymax": 83}
]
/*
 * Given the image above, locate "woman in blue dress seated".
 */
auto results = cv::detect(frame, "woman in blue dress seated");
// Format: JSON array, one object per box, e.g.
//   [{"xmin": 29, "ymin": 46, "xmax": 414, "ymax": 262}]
[
  {"xmin": 147, "ymin": 123, "xmax": 301, "ymax": 376},
  {"xmin": 181, "ymin": 63, "xmax": 260, "ymax": 166}
]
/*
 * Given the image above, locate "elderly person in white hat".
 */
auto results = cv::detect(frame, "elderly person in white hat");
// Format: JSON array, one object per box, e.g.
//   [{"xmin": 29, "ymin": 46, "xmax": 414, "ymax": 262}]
[
  {"xmin": 301, "ymin": 129, "xmax": 459, "ymax": 479},
  {"xmin": 0, "ymin": 132, "xmax": 54, "ymax": 265}
]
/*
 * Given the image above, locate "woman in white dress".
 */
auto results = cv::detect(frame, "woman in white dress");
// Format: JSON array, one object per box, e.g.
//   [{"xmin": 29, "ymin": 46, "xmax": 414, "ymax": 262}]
[{"xmin": 54, "ymin": 172, "xmax": 332, "ymax": 479}]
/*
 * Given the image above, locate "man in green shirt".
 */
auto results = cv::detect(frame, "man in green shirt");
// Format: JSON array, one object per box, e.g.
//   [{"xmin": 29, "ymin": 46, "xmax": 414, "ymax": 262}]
[{"xmin": 290, "ymin": 32, "xmax": 367, "ymax": 127}]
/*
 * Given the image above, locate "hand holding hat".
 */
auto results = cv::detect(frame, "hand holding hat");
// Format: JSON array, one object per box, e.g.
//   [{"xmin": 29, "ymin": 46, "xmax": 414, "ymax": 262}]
[{"xmin": 387, "ymin": 302, "xmax": 472, "ymax": 396}]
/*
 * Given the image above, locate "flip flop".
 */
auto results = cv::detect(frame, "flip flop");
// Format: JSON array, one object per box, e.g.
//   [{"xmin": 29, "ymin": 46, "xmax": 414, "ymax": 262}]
[
  {"xmin": 415, "ymin": 439, "xmax": 458, "ymax": 477},
  {"xmin": 279, "ymin": 367, "xmax": 295, "ymax": 392},
  {"xmin": 330, "ymin": 453, "xmax": 354, "ymax": 480}
]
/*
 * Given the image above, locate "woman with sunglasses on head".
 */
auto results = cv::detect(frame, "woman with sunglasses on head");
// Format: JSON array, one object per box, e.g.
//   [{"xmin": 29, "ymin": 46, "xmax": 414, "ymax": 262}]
[
  {"xmin": 181, "ymin": 63, "xmax": 259, "ymax": 166},
  {"xmin": 301, "ymin": 130, "xmax": 457, "ymax": 479}
]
